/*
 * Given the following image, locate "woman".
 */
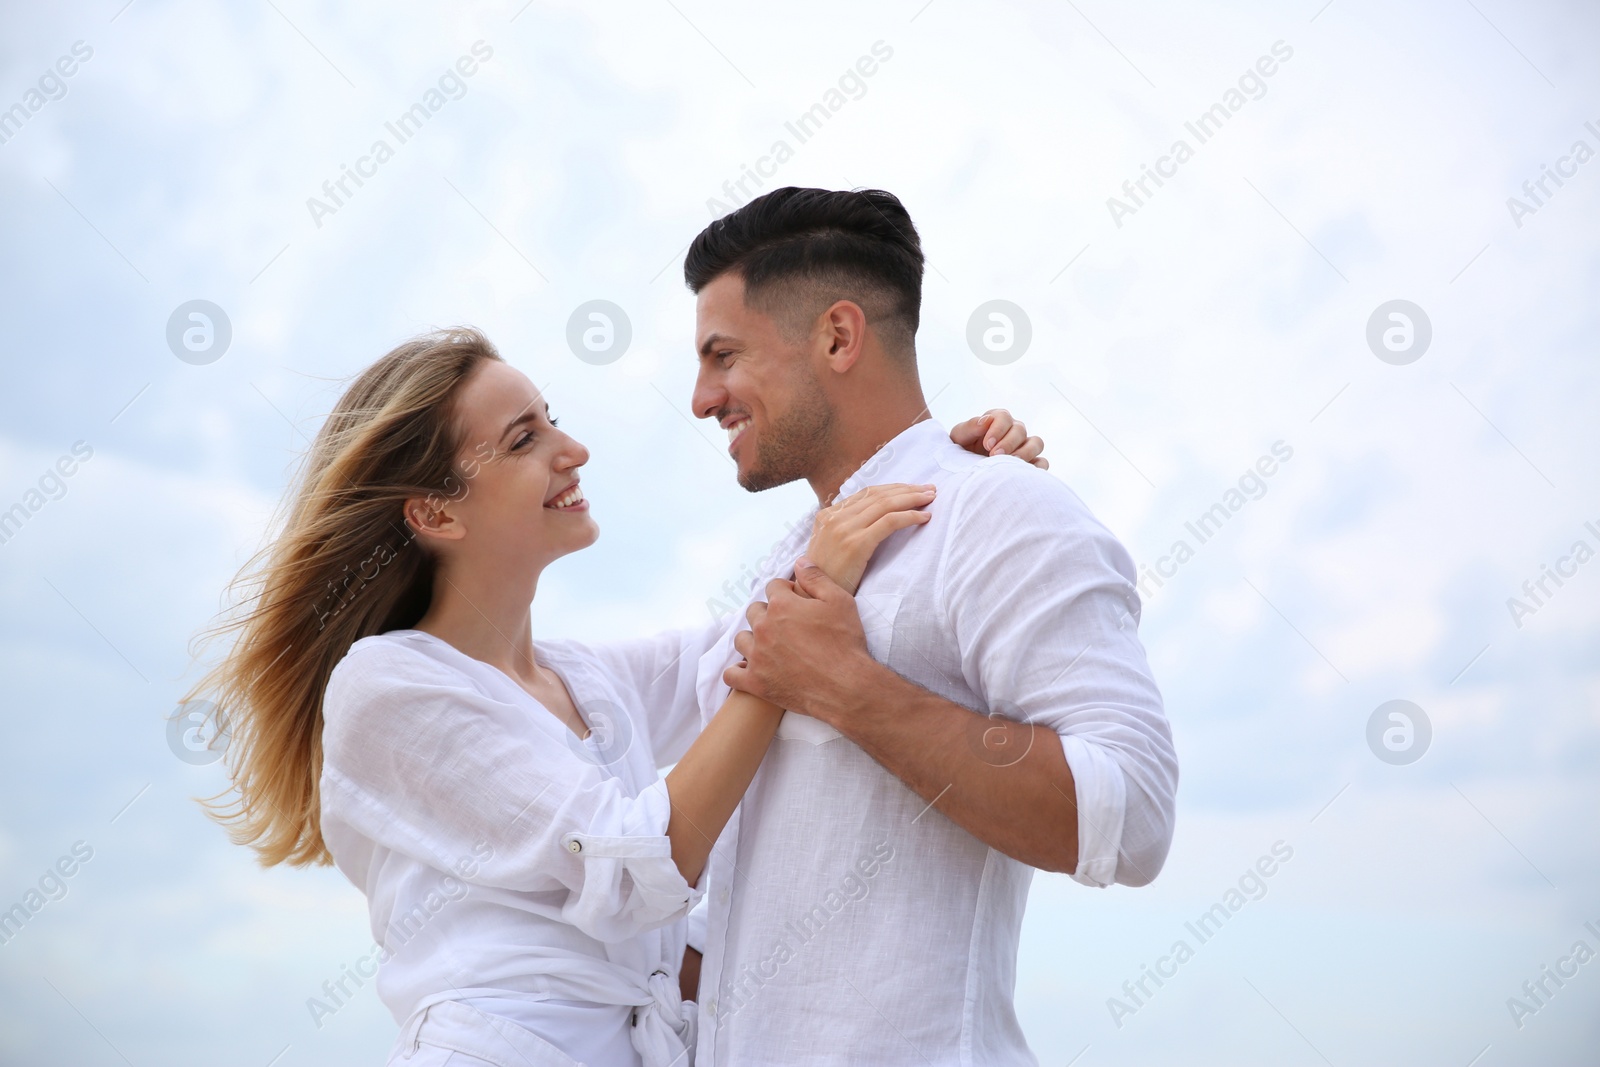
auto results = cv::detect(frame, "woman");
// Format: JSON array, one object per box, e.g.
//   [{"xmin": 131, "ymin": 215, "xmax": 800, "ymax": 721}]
[{"xmin": 186, "ymin": 328, "xmax": 1045, "ymax": 1067}]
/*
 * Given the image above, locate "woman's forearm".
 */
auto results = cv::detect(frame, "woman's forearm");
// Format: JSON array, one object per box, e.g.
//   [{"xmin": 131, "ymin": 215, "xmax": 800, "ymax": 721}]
[
  {"xmin": 658, "ymin": 485, "xmax": 931, "ymax": 886},
  {"xmin": 662, "ymin": 690, "xmax": 784, "ymax": 885}
]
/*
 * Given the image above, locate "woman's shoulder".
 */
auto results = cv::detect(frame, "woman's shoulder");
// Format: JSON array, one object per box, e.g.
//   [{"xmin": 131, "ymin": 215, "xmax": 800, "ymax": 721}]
[{"xmin": 325, "ymin": 630, "xmax": 480, "ymax": 705}]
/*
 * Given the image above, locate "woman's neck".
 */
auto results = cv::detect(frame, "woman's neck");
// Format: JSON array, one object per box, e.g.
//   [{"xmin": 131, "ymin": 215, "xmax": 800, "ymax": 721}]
[{"xmin": 414, "ymin": 562, "xmax": 542, "ymax": 683}]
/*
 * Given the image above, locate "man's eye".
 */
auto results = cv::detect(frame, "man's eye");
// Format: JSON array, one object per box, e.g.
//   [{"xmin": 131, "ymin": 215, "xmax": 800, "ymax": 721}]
[
  {"xmin": 512, "ymin": 432, "xmax": 534, "ymax": 450},
  {"xmin": 548, "ymin": 416, "xmax": 559, "ymax": 428}
]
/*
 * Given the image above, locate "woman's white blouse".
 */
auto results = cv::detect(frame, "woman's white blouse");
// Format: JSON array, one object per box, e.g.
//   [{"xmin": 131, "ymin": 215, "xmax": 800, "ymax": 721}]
[{"xmin": 318, "ymin": 626, "xmax": 713, "ymax": 1064}]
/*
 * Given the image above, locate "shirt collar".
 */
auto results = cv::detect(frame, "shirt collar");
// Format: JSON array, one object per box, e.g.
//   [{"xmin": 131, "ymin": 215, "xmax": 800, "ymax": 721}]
[{"xmin": 835, "ymin": 418, "xmax": 952, "ymax": 501}]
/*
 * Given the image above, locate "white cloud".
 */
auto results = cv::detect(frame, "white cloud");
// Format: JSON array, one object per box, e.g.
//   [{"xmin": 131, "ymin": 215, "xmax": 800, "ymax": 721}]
[{"xmin": 1, "ymin": 0, "xmax": 1597, "ymax": 1062}]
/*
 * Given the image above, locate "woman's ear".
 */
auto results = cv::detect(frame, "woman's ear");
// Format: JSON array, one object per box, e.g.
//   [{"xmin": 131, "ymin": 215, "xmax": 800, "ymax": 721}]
[{"xmin": 403, "ymin": 494, "xmax": 466, "ymax": 545}]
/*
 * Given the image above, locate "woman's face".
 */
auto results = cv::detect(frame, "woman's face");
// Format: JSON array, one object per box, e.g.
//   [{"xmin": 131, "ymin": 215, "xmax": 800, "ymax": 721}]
[{"xmin": 423, "ymin": 359, "xmax": 597, "ymax": 570}]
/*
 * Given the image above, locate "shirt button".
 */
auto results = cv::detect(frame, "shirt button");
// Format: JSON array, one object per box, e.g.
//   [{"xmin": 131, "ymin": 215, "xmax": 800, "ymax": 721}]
[
  {"xmin": 566, "ymin": 840, "xmax": 582, "ymax": 854},
  {"xmin": 704, "ymin": 999, "xmax": 717, "ymax": 1015},
  {"xmin": 718, "ymin": 889, "xmax": 729, "ymax": 904}
]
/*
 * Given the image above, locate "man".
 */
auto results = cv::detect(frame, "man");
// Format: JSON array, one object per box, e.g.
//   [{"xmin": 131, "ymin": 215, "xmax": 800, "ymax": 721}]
[{"xmin": 677, "ymin": 187, "xmax": 1178, "ymax": 1064}]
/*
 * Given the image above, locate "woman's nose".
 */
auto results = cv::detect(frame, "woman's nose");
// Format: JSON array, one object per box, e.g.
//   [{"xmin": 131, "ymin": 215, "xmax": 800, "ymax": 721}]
[{"xmin": 555, "ymin": 432, "xmax": 590, "ymax": 469}]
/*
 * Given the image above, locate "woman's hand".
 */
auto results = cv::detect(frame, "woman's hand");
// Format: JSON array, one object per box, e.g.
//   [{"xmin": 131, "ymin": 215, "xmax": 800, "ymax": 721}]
[
  {"xmin": 805, "ymin": 483, "xmax": 936, "ymax": 595},
  {"xmin": 950, "ymin": 409, "xmax": 1048, "ymax": 469}
]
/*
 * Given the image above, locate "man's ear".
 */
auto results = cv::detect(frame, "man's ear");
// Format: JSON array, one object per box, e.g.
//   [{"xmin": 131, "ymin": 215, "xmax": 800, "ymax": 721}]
[
  {"xmin": 403, "ymin": 494, "xmax": 467, "ymax": 546},
  {"xmin": 816, "ymin": 299, "xmax": 868, "ymax": 375}
]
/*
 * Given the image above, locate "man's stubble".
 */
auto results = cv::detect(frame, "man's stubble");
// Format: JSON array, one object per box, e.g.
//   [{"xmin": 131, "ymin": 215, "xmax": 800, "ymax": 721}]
[{"xmin": 737, "ymin": 368, "xmax": 836, "ymax": 494}]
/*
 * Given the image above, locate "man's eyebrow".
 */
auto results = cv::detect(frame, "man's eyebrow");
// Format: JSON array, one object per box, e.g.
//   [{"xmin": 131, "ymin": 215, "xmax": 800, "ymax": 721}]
[{"xmin": 698, "ymin": 332, "xmax": 738, "ymax": 357}]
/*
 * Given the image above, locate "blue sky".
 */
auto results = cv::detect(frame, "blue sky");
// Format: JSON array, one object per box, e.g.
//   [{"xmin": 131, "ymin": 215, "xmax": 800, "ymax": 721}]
[{"xmin": 1, "ymin": 1, "xmax": 1596, "ymax": 1064}]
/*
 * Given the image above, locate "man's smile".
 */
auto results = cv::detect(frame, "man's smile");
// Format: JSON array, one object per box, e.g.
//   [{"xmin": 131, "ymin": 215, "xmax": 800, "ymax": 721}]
[{"xmin": 723, "ymin": 416, "xmax": 752, "ymax": 455}]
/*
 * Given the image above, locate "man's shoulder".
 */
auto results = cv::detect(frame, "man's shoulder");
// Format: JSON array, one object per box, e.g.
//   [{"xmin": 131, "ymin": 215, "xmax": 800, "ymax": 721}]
[
  {"xmin": 931, "ymin": 458, "xmax": 1138, "ymax": 607},
  {"xmin": 939, "ymin": 453, "xmax": 1100, "ymax": 529}
]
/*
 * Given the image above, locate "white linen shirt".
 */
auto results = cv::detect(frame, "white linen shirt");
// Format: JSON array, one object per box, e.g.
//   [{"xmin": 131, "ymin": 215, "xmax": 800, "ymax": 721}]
[
  {"xmin": 319, "ymin": 626, "xmax": 716, "ymax": 1067},
  {"xmin": 608, "ymin": 418, "xmax": 1178, "ymax": 1066}
]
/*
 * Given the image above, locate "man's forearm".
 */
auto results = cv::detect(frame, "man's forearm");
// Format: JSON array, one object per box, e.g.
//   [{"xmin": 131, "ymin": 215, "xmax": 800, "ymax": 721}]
[{"xmin": 807, "ymin": 653, "xmax": 1080, "ymax": 873}]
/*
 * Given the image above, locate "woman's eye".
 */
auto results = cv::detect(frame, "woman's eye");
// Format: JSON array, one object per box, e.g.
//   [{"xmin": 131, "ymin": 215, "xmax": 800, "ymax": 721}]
[
  {"xmin": 548, "ymin": 416, "xmax": 559, "ymax": 428},
  {"xmin": 512, "ymin": 432, "xmax": 534, "ymax": 450}
]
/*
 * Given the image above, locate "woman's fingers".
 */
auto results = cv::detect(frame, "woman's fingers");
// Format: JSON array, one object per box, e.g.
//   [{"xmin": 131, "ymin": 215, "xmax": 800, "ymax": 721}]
[
  {"xmin": 826, "ymin": 483, "xmax": 928, "ymax": 520},
  {"xmin": 861, "ymin": 509, "xmax": 933, "ymax": 546},
  {"xmin": 807, "ymin": 483, "xmax": 937, "ymax": 594},
  {"xmin": 990, "ymin": 419, "xmax": 1033, "ymax": 456},
  {"xmin": 830, "ymin": 484, "xmax": 935, "ymax": 529},
  {"xmin": 1010, "ymin": 433, "xmax": 1045, "ymax": 464},
  {"xmin": 831, "ymin": 482, "xmax": 927, "ymax": 508},
  {"xmin": 951, "ymin": 409, "xmax": 1047, "ymax": 460},
  {"xmin": 980, "ymin": 409, "xmax": 1014, "ymax": 451},
  {"xmin": 948, "ymin": 413, "xmax": 995, "ymax": 450}
]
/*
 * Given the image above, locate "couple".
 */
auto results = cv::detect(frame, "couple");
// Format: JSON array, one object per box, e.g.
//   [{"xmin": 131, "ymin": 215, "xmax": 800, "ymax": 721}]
[{"xmin": 191, "ymin": 187, "xmax": 1178, "ymax": 1066}]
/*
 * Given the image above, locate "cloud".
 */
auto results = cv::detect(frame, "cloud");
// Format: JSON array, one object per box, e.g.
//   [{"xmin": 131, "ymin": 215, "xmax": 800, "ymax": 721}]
[{"xmin": 1, "ymin": 0, "xmax": 1596, "ymax": 1062}]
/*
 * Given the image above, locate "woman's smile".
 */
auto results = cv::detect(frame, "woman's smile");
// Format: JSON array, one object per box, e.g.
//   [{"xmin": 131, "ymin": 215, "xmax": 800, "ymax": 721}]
[{"xmin": 544, "ymin": 480, "xmax": 588, "ymax": 512}]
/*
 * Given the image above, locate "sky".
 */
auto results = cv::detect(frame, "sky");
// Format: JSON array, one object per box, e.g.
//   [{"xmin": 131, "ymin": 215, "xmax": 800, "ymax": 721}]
[{"xmin": 0, "ymin": 0, "xmax": 1596, "ymax": 1064}]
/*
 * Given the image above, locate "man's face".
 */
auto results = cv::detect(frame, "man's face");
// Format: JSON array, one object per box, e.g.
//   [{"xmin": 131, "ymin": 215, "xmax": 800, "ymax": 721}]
[{"xmin": 692, "ymin": 272, "xmax": 834, "ymax": 492}]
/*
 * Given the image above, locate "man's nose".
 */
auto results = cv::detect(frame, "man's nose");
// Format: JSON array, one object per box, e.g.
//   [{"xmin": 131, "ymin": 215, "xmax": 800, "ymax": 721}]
[{"xmin": 691, "ymin": 366, "xmax": 725, "ymax": 422}]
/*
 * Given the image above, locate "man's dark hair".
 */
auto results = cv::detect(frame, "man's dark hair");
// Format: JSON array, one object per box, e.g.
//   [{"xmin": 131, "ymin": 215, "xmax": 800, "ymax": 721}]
[{"xmin": 683, "ymin": 187, "xmax": 925, "ymax": 359}]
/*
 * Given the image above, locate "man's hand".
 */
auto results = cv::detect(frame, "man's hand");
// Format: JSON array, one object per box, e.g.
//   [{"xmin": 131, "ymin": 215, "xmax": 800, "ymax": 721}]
[
  {"xmin": 725, "ymin": 559, "xmax": 1083, "ymax": 874},
  {"xmin": 723, "ymin": 560, "xmax": 875, "ymax": 718}
]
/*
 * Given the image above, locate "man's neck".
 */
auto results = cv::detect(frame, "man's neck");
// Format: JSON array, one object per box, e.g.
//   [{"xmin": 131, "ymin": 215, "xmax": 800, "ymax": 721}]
[{"xmin": 808, "ymin": 403, "xmax": 933, "ymax": 505}]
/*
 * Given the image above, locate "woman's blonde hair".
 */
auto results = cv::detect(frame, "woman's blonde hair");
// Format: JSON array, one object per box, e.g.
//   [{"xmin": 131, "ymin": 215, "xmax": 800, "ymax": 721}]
[{"xmin": 184, "ymin": 327, "xmax": 502, "ymax": 866}]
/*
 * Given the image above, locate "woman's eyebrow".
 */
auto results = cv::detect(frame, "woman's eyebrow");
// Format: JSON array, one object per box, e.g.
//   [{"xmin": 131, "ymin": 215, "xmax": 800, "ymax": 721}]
[
  {"xmin": 500, "ymin": 407, "xmax": 541, "ymax": 440},
  {"xmin": 499, "ymin": 395, "xmax": 550, "ymax": 441}
]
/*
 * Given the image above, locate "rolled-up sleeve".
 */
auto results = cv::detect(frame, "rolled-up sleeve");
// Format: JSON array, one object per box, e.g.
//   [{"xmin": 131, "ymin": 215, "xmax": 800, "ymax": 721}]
[
  {"xmin": 938, "ymin": 460, "xmax": 1178, "ymax": 888},
  {"xmin": 321, "ymin": 644, "xmax": 702, "ymax": 942}
]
